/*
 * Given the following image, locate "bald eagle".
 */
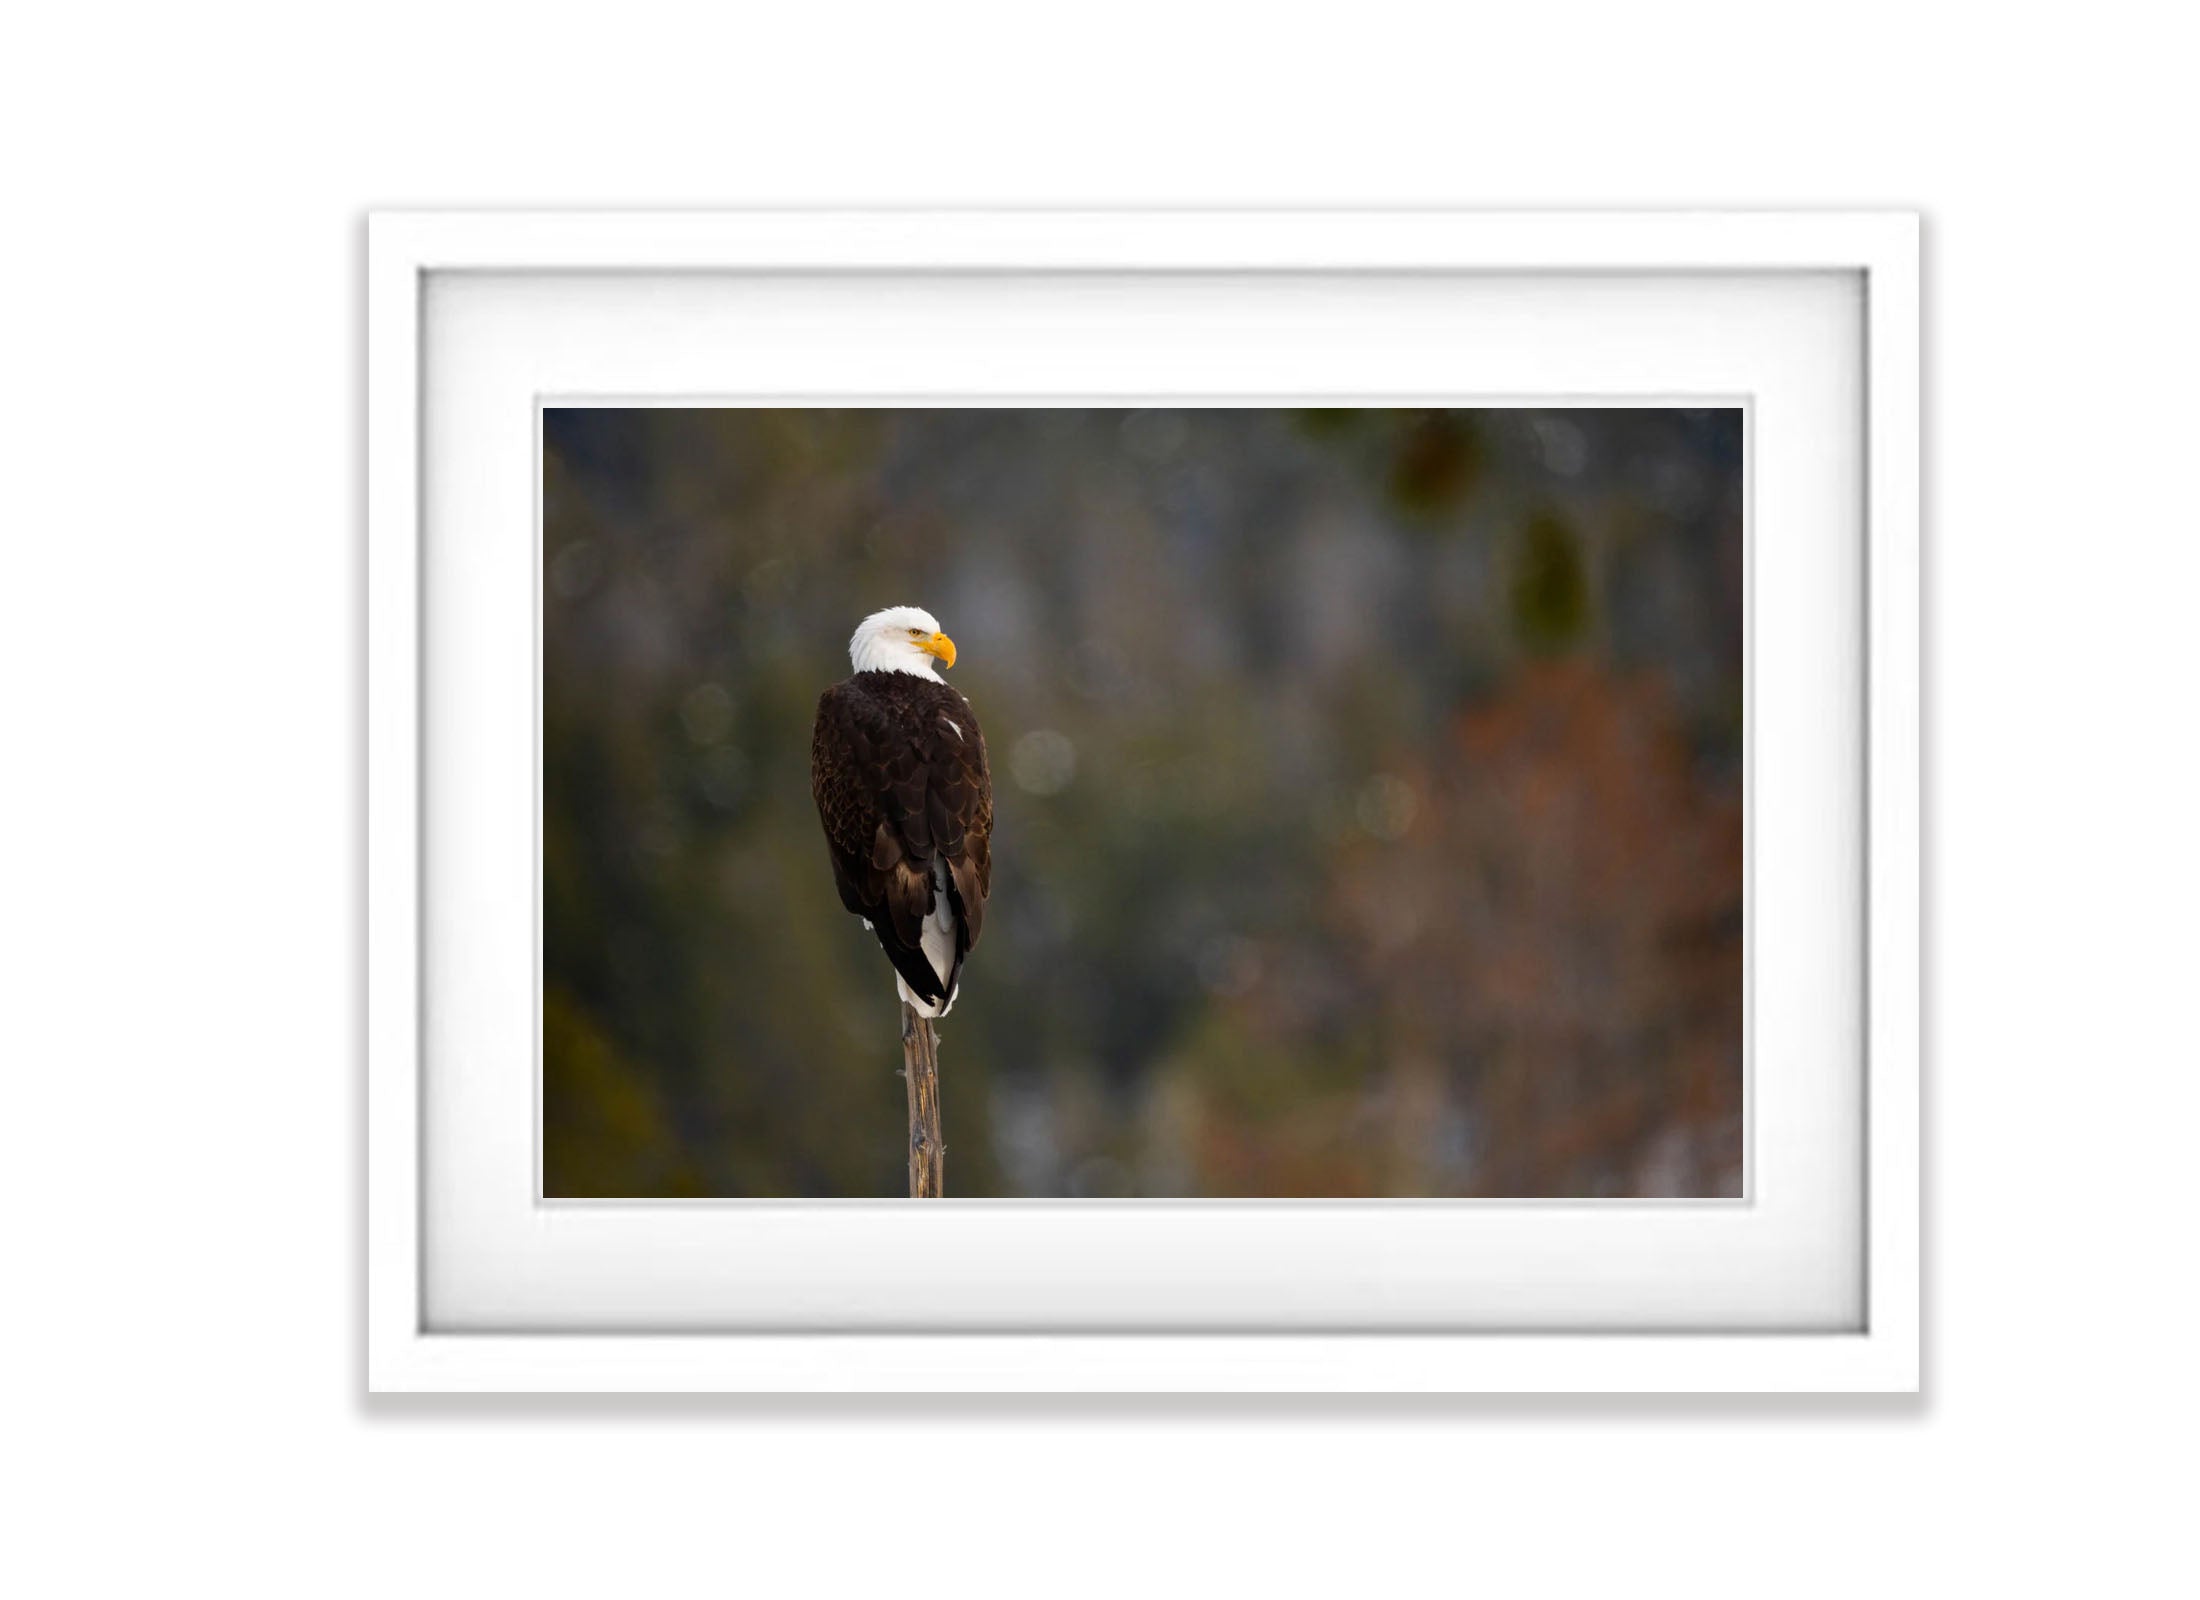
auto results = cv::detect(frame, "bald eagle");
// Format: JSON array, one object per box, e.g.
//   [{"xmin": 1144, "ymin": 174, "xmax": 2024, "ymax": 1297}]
[{"xmin": 810, "ymin": 606, "xmax": 994, "ymax": 1018}]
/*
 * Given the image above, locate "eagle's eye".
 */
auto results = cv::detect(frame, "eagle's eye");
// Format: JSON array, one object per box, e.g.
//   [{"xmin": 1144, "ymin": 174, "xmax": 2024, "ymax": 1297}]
[{"xmin": 907, "ymin": 627, "xmax": 925, "ymax": 637}]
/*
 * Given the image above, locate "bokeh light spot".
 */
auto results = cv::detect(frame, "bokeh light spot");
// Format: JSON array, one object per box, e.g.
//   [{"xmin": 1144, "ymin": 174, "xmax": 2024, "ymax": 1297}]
[
  {"xmin": 1011, "ymin": 729, "xmax": 1078, "ymax": 796},
  {"xmin": 679, "ymin": 682, "xmax": 735, "ymax": 745},
  {"xmin": 1354, "ymin": 773, "xmax": 1418, "ymax": 841}
]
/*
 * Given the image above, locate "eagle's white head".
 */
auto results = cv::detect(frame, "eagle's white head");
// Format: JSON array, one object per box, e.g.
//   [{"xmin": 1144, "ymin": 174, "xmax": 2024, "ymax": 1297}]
[{"xmin": 849, "ymin": 605, "xmax": 958, "ymax": 680}]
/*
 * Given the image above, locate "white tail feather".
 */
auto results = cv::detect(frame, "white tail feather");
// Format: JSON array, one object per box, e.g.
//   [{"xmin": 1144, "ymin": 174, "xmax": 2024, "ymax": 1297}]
[{"xmin": 897, "ymin": 861, "xmax": 960, "ymax": 1017}]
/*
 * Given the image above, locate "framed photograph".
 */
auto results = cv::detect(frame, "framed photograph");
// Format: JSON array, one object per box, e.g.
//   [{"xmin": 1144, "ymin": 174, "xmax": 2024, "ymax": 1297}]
[{"xmin": 368, "ymin": 211, "xmax": 1918, "ymax": 1391}]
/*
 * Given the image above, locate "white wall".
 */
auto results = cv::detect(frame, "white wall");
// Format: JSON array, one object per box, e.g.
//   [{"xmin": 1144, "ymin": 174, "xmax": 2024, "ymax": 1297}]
[{"xmin": 5, "ymin": 4, "xmax": 2193, "ymax": 1594}]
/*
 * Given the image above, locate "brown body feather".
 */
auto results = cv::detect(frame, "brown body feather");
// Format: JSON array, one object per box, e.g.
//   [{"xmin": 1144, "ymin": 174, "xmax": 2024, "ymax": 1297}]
[{"xmin": 811, "ymin": 670, "xmax": 993, "ymax": 1008}]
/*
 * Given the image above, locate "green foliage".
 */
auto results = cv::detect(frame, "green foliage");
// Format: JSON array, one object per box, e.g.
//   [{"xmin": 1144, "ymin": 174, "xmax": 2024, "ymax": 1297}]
[
  {"xmin": 543, "ymin": 990, "xmax": 697, "ymax": 1198},
  {"xmin": 1510, "ymin": 510, "xmax": 1592, "ymax": 653}
]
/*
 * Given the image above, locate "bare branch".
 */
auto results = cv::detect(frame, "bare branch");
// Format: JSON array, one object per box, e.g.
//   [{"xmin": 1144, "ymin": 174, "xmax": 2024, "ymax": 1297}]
[{"xmin": 900, "ymin": 1002, "xmax": 945, "ymax": 1198}]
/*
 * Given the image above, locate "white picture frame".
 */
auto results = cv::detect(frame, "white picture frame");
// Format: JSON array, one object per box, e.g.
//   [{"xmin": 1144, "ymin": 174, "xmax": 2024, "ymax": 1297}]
[{"xmin": 368, "ymin": 210, "xmax": 1918, "ymax": 1392}]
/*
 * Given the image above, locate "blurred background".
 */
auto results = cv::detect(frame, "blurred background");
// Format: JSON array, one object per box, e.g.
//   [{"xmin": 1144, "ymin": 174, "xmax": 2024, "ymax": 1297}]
[{"xmin": 544, "ymin": 407, "xmax": 1743, "ymax": 1199}]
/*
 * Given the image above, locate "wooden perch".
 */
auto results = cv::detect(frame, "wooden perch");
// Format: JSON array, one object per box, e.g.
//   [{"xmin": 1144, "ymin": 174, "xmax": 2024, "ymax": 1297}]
[{"xmin": 900, "ymin": 1002, "xmax": 945, "ymax": 1198}]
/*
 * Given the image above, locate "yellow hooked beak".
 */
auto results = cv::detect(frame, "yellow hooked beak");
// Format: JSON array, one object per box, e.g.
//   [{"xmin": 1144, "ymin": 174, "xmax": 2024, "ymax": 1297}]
[{"xmin": 920, "ymin": 631, "xmax": 957, "ymax": 668}]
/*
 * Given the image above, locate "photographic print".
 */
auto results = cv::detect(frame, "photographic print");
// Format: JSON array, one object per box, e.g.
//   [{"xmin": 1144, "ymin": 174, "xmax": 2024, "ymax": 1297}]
[{"xmin": 543, "ymin": 406, "xmax": 1744, "ymax": 1200}]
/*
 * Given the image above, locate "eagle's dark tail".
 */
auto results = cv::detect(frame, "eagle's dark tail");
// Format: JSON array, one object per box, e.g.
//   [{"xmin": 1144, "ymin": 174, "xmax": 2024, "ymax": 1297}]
[{"xmin": 873, "ymin": 921, "xmax": 951, "ymax": 1011}]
